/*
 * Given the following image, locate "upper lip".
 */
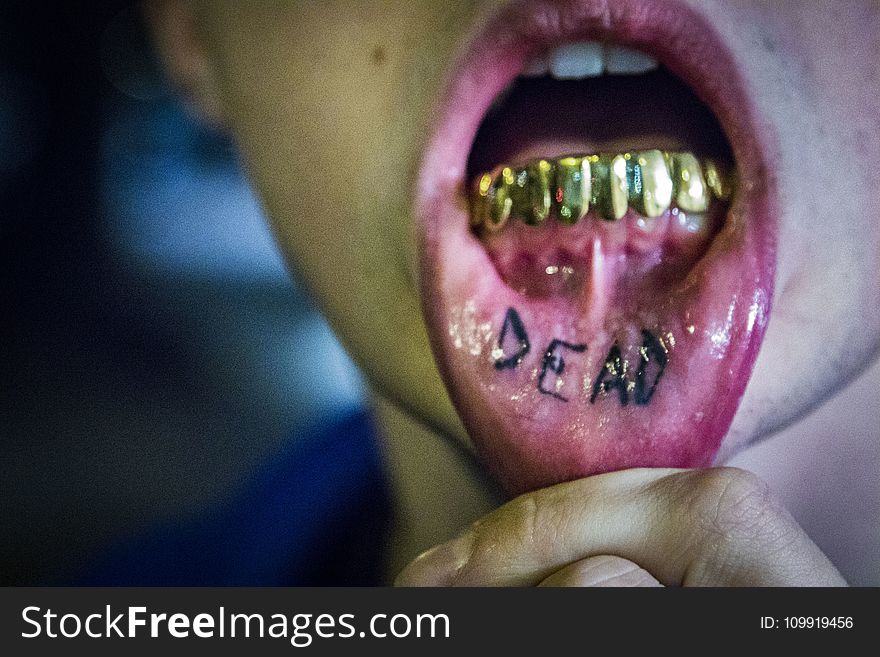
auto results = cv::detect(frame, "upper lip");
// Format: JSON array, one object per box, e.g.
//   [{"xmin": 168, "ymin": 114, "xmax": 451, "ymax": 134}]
[{"xmin": 416, "ymin": 0, "xmax": 773, "ymax": 237}]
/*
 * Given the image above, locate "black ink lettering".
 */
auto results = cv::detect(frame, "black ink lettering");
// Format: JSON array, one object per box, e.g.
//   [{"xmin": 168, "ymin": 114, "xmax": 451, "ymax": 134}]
[
  {"xmin": 590, "ymin": 343, "xmax": 629, "ymax": 406},
  {"xmin": 634, "ymin": 330, "xmax": 668, "ymax": 405},
  {"xmin": 538, "ymin": 339, "xmax": 587, "ymax": 402},
  {"xmin": 494, "ymin": 307, "xmax": 530, "ymax": 370}
]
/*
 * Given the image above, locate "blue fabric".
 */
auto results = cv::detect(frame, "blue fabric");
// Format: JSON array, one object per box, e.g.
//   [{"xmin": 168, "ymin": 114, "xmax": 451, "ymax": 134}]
[{"xmin": 73, "ymin": 411, "xmax": 390, "ymax": 585}]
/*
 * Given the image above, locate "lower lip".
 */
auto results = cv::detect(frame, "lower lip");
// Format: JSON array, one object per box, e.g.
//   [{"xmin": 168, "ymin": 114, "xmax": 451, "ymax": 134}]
[{"xmin": 415, "ymin": 0, "xmax": 777, "ymax": 495}]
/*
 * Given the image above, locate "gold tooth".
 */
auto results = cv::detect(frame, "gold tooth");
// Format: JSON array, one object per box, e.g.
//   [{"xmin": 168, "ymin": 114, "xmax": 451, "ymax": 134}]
[
  {"xmin": 531, "ymin": 159, "xmax": 554, "ymax": 224},
  {"xmin": 483, "ymin": 166, "xmax": 514, "ymax": 232},
  {"xmin": 470, "ymin": 173, "xmax": 494, "ymax": 227},
  {"xmin": 505, "ymin": 166, "xmax": 528, "ymax": 225},
  {"xmin": 628, "ymin": 149, "xmax": 673, "ymax": 218},
  {"xmin": 610, "ymin": 154, "xmax": 630, "ymax": 220},
  {"xmin": 509, "ymin": 159, "xmax": 553, "ymax": 225},
  {"xmin": 554, "ymin": 156, "xmax": 591, "ymax": 224},
  {"xmin": 591, "ymin": 153, "xmax": 629, "ymax": 221},
  {"xmin": 703, "ymin": 158, "xmax": 733, "ymax": 202},
  {"xmin": 670, "ymin": 152, "xmax": 710, "ymax": 213}
]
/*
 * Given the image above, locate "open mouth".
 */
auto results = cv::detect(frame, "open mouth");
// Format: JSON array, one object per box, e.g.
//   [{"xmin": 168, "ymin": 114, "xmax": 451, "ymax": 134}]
[{"xmin": 416, "ymin": 0, "xmax": 776, "ymax": 496}]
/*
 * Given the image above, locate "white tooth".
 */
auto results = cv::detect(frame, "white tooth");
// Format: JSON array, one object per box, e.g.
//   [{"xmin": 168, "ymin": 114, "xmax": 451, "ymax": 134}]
[
  {"xmin": 604, "ymin": 45, "xmax": 658, "ymax": 74},
  {"xmin": 521, "ymin": 54, "xmax": 550, "ymax": 77},
  {"xmin": 548, "ymin": 40, "xmax": 604, "ymax": 80}
]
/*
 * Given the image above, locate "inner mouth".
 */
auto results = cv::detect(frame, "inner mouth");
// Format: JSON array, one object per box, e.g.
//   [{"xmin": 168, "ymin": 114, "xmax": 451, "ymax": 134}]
[
  {"xmin": 467, "ymin": 67, "xmax": 731, "ymax": 178},
  {"xmin": 467, "ymin": 64, "xmax": 734, "ymax": 306},
  {"xmin": 418, "ymin": 20, "xmax": 775, "ymax": 497}
]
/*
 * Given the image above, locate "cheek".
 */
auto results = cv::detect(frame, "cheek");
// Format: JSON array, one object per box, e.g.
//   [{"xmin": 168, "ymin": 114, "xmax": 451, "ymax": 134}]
[
  {"xmin": 731, "ymin": 68, "xmax": 880, "ymax": 449},
  {"xmin": 215, "ymin": 1, "xmax": 482, "ymax": 298}
]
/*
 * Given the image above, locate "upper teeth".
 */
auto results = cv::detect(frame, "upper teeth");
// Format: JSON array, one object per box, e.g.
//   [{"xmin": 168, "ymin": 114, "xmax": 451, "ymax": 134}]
[{"xmin": 523, "ymin": 40, "xmax": 659, "ymax": 79}]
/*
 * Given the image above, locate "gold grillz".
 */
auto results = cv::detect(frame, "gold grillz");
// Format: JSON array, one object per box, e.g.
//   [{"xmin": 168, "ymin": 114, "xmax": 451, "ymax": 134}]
[{"xmin": 471, "ymin": 150, "xmax": 734, "ymax": 231}]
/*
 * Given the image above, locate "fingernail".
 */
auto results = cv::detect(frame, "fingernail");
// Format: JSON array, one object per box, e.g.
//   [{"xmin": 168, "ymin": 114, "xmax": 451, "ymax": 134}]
[{"xmin": 394, "ymin": 532, "xmax": 474, "ymax": 587}]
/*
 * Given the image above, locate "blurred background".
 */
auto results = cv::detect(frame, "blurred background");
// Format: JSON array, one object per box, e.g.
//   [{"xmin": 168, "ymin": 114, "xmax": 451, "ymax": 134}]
[{"xmin": 1, "ymin": 2, "xmax": 382, "ymax": 584}]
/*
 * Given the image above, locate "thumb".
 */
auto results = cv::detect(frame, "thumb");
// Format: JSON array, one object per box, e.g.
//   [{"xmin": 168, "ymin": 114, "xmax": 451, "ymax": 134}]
[{"xmin": 538, "ymin": 555, "xmax": 662, "ymax": 587}]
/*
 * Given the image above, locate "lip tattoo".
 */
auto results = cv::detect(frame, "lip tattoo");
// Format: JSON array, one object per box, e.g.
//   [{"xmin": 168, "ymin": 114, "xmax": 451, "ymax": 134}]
[
  {"xmin": 539, "ymin": 339, "xmax": 587, "ymax": 402},
  {"xmin": 493, "ymin": 307, "xmax": 667, "ymax": 405}
]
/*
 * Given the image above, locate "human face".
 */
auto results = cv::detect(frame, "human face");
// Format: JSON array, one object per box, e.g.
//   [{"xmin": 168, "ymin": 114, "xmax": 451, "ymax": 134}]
[{"xmin": 190, "ymin": 1, "xmax": 880, "ymax": 495}]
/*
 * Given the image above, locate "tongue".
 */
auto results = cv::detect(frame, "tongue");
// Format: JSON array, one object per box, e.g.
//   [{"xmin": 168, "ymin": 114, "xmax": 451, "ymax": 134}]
[{"xmin": 422, "ymin": 172, "xmax": 772, "ymax": 496}]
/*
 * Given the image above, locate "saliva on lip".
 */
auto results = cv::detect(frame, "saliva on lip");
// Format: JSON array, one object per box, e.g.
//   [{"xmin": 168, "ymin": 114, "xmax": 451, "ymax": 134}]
[{"xmin": 503, "ymin": 249, "xmax": 586, "ymax": 298}]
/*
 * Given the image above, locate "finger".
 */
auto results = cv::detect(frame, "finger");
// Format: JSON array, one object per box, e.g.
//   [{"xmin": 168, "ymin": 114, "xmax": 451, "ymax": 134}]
[
  {"xmin": 538, "ymin": 555, "xmax": 662, "ymax": 587},
  {"xmin": 395, "ymin": 467, "xmax": 846, "ymax": 587}
]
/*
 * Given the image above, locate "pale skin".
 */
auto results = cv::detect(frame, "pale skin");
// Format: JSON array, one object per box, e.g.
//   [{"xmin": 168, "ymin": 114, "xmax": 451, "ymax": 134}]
[{"xmin": 147, "ymin": 1, "xmax": 880, "ymax": 585}]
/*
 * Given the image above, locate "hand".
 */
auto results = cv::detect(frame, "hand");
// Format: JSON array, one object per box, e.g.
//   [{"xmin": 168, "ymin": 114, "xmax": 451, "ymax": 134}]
[{"xmin": 395, "ymin": 467, "xmax": 846, "ymax": 586}]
